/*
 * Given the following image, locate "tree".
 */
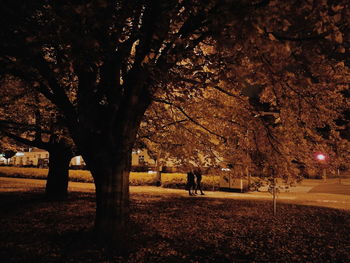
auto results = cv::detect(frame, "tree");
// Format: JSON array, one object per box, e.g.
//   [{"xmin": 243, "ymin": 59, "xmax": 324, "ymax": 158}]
[
  {"xmin": 2, "ymin": 0, "xmax": 273, "ymax": 248},
  {"xmin": 1, "ymin": 0, "xmax": 349, "ymax": 250},
  {"xmin": 3, "ymin": 149, "xmax": 16, "ymax": 165},
  {"xmin": 0, "ymin": 77, "xmax": 75, "ymax": 200}
]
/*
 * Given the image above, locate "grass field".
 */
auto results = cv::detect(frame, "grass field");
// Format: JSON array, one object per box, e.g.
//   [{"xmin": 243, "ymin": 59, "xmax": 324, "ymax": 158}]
[
  {"xmin": 0, "ymin": 166, "xmax": 220, "ymax": 190},
  {"xmin": 0, "ymin": 187, "xmax": 349, "ymax": 263}
]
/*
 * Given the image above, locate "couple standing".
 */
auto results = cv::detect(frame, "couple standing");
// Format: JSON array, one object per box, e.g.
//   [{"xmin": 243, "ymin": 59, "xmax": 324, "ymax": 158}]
[{"xmin": 187, "ymin": 168, "xmax": 204, "ymax": 196}]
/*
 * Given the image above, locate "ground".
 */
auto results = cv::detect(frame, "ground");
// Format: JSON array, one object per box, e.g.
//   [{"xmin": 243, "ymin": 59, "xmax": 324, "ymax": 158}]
[{"xmin": 0, "ymin": 177, "xmax": 349, "ymax": 262}]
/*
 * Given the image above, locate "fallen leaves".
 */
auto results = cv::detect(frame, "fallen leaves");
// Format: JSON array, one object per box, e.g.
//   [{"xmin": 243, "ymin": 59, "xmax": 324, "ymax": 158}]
[{"xmin": 0, "ymin": 191, "xmax": 349, "ymax": 262}]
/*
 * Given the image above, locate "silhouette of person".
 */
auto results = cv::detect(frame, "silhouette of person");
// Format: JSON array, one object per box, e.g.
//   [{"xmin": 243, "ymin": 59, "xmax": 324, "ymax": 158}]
[
  {"xmin": 194, "ymin": 168, "xmax": 204, "ymax": 195},
  {"xmin": 187, "ymin": 170, "xmax": 196, "ymax": 196},
  {"xmin": 194, "ymin": 169, "xmax": 204, "ymax": 195}
]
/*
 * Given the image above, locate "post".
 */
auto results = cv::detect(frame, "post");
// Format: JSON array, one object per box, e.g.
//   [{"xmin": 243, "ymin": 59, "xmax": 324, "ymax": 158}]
[
  {"xmin": 245, "ymin": 129, "xmax": 251, "ymax": 188},
  {"xmin": 322, "ymin": 168, "xmax": 327, "ymax": 182},
  {"xmin": 269, "ymin": 167, "xmax": 277, "ymax": 216},
  {"xmin": 155, "ymin": 151, "xmax": 162, "ymax": 186},
  {"xmin": 246, "ymin": 167, "xmax": 250, "ymax": 187},
  {"xmin": 338, "ymin": 168, "xmax": 341, "ymax": 184},
  {"xmin": 272, "ymin": 177, "xmax": 277, "ymax": 216},
  {"xmin": 240, "ymin": 170, "xmax": 243, "ymax": 193},
  {"xmin": 229, "ymin": 172, "xmax": 231, "ymax": 189},
  {"xmin": 212, "ymin": 172, "xmax": 215, "ymax": 191}
]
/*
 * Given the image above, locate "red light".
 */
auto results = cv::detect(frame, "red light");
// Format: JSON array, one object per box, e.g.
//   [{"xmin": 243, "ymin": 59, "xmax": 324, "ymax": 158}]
[{"xmin": 316, "ymin": 154, "xmax": 326, "ymax": 161}]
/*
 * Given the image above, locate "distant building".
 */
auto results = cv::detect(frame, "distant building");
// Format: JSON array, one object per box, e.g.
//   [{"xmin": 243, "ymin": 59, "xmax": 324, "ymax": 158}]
[
  {"xmin": 131, "ymin": 149, "xmax": 156, "ymax": 167},
  {"xmin": 10, "ymin": 148, "xmax": 49, "ymax": 167},
  {"xmin": 6, "ymin": 148, "xmax": 158, "ymax": 169},
  {"xmin": 0, "ymin": 155, "xmax": 7, "ymax": 165}
]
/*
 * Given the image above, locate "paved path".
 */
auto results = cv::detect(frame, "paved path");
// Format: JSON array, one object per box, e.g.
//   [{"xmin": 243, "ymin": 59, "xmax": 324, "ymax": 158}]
[
  {"xmin": 1, "ymin": 177, "xmax": 349, "ymax": 210},
  {"xmin": 309, "ymin": 182, "xmax": 350, "ymax": 195}
]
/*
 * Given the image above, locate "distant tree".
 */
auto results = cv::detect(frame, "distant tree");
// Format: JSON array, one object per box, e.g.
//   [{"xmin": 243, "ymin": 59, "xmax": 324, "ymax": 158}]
[
  {"xmin": 188, "ymin": 0, "xmax": 350, "ymax": 181},
  {"xmin": 0, "ymin": 77, "xmax": 75, "ymax": 200},
  {"xmin": 3, "ymin": 149, "xmax": 16, "ymax": 165}
]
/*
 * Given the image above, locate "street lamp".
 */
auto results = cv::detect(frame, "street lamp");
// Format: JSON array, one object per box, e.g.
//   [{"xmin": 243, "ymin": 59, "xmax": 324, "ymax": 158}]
[
  {"xmin": 315, "ymin": 153, "xmax": 327, "ymax": 181},
  {"xmin": 316, "ymin": 153, "xmax": 326, "ymax": 161}
]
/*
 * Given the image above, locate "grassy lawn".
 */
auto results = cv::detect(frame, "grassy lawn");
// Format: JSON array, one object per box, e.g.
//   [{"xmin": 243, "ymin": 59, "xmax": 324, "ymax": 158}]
[
  {"xmin": 0, "ymin": 166, "xmax": 220, "ymax": 190},
  {"xmin": 0, "ymin": 187, "xmax": 349, "ymax": 263}
]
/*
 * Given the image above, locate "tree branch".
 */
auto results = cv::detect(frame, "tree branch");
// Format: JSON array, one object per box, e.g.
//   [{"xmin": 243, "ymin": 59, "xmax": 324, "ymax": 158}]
[
  {"xmin": 1, "ymin": 130, "xmax": 49, "ymax": 150},
  {"xmin": 153, "ymin": 97, "xmax": 227, "ymax": 142}
]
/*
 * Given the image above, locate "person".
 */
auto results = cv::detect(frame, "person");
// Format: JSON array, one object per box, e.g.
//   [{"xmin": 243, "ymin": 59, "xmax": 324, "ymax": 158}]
[
  {"xmin": 194, "ymin": 168, "xmax": 204, "ymax": 195},
  {"xmin": 186, "ymin": 170, "xmax": 196, "ymax": 196}
]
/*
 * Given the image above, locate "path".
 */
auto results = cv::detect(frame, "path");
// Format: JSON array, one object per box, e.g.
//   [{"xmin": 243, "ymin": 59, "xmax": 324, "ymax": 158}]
[{"xmin": 0, "ymin": 177, "xmax": 349, "ymax": 210}]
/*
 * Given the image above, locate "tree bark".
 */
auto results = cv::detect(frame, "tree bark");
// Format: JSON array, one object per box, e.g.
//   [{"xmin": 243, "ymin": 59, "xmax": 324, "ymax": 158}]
[
  {"xmin": 45, "ymin": 147, "xmax": 72, "ymax": 200},
  {"xmin": 95, "ymin": 165, "xmax": 130, "ymax": 251},
  {"xmin": 72, "ymin": 67, "xmax": 151, "ymax": 251},
  {"xmin": 76, "ymin": 108, "xmax": 146, "ymax": 252},
  {"xmin": 84, "ymin": 147, "xmax": 132, "ymax": 253}
]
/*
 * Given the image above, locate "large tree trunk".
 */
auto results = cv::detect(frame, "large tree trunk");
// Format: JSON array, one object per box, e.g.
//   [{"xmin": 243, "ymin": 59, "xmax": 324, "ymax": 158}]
[
  {"xmin": 77, "ymin": 111, "xmax": 145, "ymax": 252},
  {"xmin": 73, "ymin": 66, "xmax": 151, "ymax": 251},
  {"xmin": 94, "ymin": 158, "xmax": 130, "ymax": 250},
  {"xmin": 45, "ymin": 147, "xmax": 72, "ymax": 200},
  {"xmin": 84, "ymin": 144, "xmax": 132, "ymax": 253}
]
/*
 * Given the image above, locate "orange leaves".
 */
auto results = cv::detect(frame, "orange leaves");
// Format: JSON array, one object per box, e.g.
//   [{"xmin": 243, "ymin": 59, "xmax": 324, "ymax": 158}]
[
  {"xmin": 331, "ymin": 5, "xmax": 344, "ymax": 12},
  {"xmin": 268, "ymin": 33, "xmax": 277, "ymax": 41},
  {"xmin": 327, "ymin": 30, "xmax": 344, "ymax": 44},
  {"xmin": 334, "ymin": 31, "xmax": 344, "ymax": 44},
  {"xmin": 337, "ymin": 46, "xmax": 346, "ymax": 53},
  {"xmin": 332, "ymin": 13, "xmax": 342, "ymax": 23}
]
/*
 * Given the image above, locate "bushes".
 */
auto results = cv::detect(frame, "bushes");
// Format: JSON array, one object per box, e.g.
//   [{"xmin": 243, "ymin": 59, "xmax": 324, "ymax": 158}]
[
  {"xmin": 161, "ymin": 173, "xmax": 187, "ymax": 189},
  {"xmin": 0, "ymin": 166, "xmax": 93, "ymax": 182},
  {"xmin": 130, "ymin": 172, "xmax": 158, "ymax": 186},
  {"xmin": 161, "ymin": 173, "xmax": 220, "ymax": 190},
  {"xmin": 0, "ymin": 167, "xmax": 49, "ymax": 180},
  {"xmin": 0, "ymin": 167, "xmax": 220, "ymax": 190}
]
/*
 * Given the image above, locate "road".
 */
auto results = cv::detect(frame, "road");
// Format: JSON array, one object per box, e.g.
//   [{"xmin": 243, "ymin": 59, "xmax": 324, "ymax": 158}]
[{"xmin": 1, "ymin": 176, "xmax": 349, "ymax": 210}]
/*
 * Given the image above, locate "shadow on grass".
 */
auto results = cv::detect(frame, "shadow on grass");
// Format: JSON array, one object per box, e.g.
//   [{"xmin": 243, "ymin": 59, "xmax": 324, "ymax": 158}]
[{"xmin": 0, "ymin": 190, "xmax": 349, "ymax": 263}]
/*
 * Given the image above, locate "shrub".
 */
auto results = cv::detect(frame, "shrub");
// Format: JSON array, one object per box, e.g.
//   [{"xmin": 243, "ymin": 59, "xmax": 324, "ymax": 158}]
[
  {"xmin": 161, "ymin": 173, "xmax": 220, "ymax": 190},
  {"xmin": 161, "ymin": 173, "xmax": 187, "ymax": 189},
  {"xmin": 0, "ymin": 167, "xmax": 220, "ymax": 190},
  {"xmin": 130, "ymin": 172, "xmax": 158, "ymax": 186}
]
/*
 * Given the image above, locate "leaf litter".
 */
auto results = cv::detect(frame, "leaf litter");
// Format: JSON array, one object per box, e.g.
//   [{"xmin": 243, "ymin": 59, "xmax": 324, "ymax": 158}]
[{"xmin": 0, "ymin": 191, "xmax": 349, "ymax": 262}]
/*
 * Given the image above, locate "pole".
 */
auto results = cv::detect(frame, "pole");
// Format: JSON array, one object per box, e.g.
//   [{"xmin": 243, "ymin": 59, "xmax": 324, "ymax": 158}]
[
  {"xmin": 246, "ymin": 129, "xmax": 250, "ymax": 189},
  {"xmin": 155, "ymin": 151, "xmax": 162, "ymax": 186},
  {"xmin": 240, "ymin": 170, "xmax": 243, "ymax": 193},
  {"xmin": 212, "ymin": 172, "xmax": 215, "ymax": 191},
  {"xmin": 273, "ymin": 177, "xmax": 277, "ymax": 216},
  {"xmin": 246, "ymin": 167, "xmax": 250, "ymax": 187},
  {"xmin": 269, "ymin": 167, "xmax": 277, "ymax": 216},
  {"xmin": 338, "ymin": 168, "xmax": 341, "ymax": 184}
]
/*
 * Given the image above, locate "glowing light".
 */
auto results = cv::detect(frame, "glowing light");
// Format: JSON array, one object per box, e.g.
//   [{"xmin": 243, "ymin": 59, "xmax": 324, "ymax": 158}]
[{"xmin": 316, "ymin": 154, "xmax": 326, "ymax": 161}]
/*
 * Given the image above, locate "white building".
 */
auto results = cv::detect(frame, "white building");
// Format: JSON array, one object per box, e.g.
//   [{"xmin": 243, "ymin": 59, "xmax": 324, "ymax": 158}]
[
  {"xmin": 0, "ymin": 155, "xmax": 7, "ymax": 165},
  {"xmin": 10, "ymin": 148, "xmax": 49, "ymax": 166},
  {"xmin": 131, "ymin": 149, "xmax": 156, "ymax": 167},
  {"xmin": 5, "ymin": 148, "xmax": 157, "ymax": 169}
]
